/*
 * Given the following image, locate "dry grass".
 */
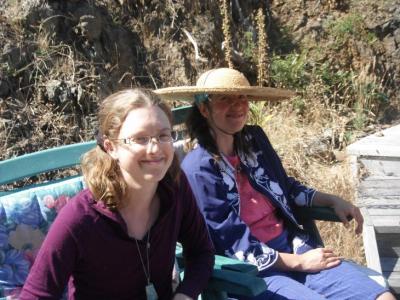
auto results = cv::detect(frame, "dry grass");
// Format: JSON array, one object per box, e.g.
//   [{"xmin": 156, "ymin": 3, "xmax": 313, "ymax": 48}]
[
  {"xmin": 257, "ymin": 98, "xmax": 365, "ymax": 264},
  {"xmin": 0, "ymin": 15, "xmax": 101, "ymax": 160}
]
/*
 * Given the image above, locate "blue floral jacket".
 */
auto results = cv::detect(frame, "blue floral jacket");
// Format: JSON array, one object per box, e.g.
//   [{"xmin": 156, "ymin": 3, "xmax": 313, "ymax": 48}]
[{"xmin": 181, "ymin": 125, "xmax": 319, "ymax": 271}]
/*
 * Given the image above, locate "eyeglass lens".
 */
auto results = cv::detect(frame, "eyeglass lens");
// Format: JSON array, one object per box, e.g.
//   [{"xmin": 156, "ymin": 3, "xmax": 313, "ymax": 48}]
[{"xmin": 125, "ymin": 131, "xmax": 178, "ymax": 146}]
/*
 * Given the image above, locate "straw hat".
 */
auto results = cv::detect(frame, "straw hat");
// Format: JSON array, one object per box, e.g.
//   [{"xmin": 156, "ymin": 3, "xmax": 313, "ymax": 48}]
[{"xmin": 155, "ymin": 68, "xmax": 295, "ymax": 102}]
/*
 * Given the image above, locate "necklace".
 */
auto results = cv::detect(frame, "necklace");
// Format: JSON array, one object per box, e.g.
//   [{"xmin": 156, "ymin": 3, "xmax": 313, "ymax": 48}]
[{"xmin": 135, "ymin": 229, "xmax": 158, "ymax": 300}]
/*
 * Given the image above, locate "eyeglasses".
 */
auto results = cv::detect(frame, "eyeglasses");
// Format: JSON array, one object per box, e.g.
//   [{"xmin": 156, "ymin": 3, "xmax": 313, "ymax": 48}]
[
  {"xmin": 209, "ymin": 95, "xmax": 248, "ymax": 105},
  {"xmin": 116, "ymin": 131, "xmax": 178, "ymax": 146}
]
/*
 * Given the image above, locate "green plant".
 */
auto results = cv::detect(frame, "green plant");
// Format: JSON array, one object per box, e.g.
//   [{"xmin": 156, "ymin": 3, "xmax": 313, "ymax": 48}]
[
  {"xmin": 317, "ymin": 63, "xmax": 350, "ymax": 87},
  {"xmin": 241, "ymin": 31, "xmax": 256, "ymax": 62},
  {"xmin": 292, "ymin": 96, "xmax": 306, "ymax": 115},
  {"xmin": 343, "ymin": 130, "xmax": 354, "ymax": 145},
  {"xmin": 269, "ymin": 53, "xmax": 309, "ymax": 89},
  {"xmin": 1, "ymin": 62, "xmax": 16, "ymax": 77},
  {"xmin": 326, "ymin": 14, "xmax": 377, "ymax": 48},
  {"xmin": 248, "ymin": 102, "xmax": 271, "ymax": 127},
  {"xmin": 315, "ymin": 63, "xmax": 353, "ymax": 104},
  {"xmin": 351, "ymin": 64, "xmax": 390, "ymax": 118},
  {"xmin": 350, "ymin": 80, "xmax": 386, "ymax": 131},
  {"xmin": 274, "ymin": 25, "xmax": 296, "ymax": 54},
  {"xmin": 352, "ymin": 103, "xmax": 369, "ymax": 130}
]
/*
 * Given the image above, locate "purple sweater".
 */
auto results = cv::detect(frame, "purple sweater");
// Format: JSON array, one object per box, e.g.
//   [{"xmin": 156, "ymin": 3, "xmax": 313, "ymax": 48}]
[{"xmin": 20, "ymin": 174, "xmax": 215, "ymax": 300}]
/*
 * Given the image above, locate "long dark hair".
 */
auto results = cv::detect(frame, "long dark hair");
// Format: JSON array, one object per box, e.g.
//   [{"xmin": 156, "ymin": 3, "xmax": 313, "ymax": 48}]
[{"xmin": 185, "ymin": 101, "xmax": 250, "ymax": 159}]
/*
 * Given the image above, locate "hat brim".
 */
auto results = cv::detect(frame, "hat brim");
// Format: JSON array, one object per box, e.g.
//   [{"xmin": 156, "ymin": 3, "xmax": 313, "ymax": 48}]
[{"xmin": 155, "ymin": 86, "xmax": 296, "ymax": 102}]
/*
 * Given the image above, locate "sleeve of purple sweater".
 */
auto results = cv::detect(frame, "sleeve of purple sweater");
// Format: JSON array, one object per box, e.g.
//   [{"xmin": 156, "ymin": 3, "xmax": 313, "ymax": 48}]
[
  {"xmin": 174, "ymin": 174, "xmax": 215, "ymax": 298},
  {"xmin": 19, "ymin": 202, "xmax": 80, "ymax": 300}
]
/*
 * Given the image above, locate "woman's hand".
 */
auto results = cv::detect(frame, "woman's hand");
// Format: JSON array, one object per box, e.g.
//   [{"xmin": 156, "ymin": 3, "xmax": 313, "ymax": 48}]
[
  {"xmin": 313, "ymin": 191, "xmax": 364, "ymax": 234},
  {"xmin": 172, "ymin": 293, "xmax": 193, "ymax": 300},
  {"xmin": 276, "ymin": 248, "xmax": 341, "ymax": 272},
  {"xmin": 331, "ymin": 195, "xmax": 363, "ymax": 234},
  {"xmin": 298, "ymin": 248, "xmax": 341, "ymax": 272}
]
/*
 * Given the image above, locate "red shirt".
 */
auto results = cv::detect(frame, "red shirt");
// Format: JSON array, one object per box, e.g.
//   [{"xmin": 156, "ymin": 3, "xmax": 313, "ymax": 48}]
[{"xmin": 227, "ymin": 155, "xmax": 284, "ymax": 243}]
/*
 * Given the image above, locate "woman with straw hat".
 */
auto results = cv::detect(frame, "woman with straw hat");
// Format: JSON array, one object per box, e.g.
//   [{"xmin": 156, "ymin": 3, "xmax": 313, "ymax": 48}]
[{"xmin": 156, "ymin": 68, "xmax": 394, "ymax": 300}]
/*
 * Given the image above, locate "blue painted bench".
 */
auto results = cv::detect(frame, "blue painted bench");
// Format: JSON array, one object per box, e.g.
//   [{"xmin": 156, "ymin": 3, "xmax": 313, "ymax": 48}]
[{"xmin": 0, "ymin": 105, "xmax": 381, "ymax": 299}]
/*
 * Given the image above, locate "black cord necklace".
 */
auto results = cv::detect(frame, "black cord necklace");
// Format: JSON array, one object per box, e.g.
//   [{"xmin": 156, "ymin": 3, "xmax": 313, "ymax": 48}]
[{"xmin": 135, "ymin": 229, "xmax": 158, "ymax": 300}]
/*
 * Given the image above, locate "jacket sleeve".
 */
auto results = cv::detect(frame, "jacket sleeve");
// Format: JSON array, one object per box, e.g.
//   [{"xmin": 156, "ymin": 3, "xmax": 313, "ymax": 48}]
[
  {"xmin": 19, "ymin": 205, "xmax": 78, "ymax": 300},
  {"xmin": 251, "ymin": 125, "xmax": 316, "ymax": 207},
  {"xmin": 175, "ymin": 173, "xmax": 215, "ymax": 299},
  {"xmin": 182, "ymin": 164, "xmax": 279, "ymax": 272}
]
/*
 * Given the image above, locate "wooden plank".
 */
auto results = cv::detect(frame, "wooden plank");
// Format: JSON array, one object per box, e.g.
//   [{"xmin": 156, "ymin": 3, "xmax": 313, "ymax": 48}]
[
  {"xmin": 359, "ymin": 187, "xmax": 400, "ymax": 197},
  {"xmin": 358, "ymin": 197, "xmax": 400, "ymax": 207},
  {"xmin": 376, "ymin": 233, "xmax": 400, "ymax": 248},
  {"xmin": 363, "ymin": 225, "xmax": 382, "ymax": 273},
  {"xmin": 378, "ymin": 246, "xmax": 400, "ymax": 257},
  {"xmin": 367, "ymin": 209, "xmax": 400, "ymax": 216},
  {"xmin": 383, "ymin": 271, "xmax": 400, "ymax": 293},
  {"xmin": 347, "ymin": 125, "xmax": 400, "ymax": 156},
  {"xmin": 347, "ymin": 144, "xmax": 400, "ymax": 157},
  {"xmin": 371, "ymin": 216, "xmax": 400, "ymax": 228},
  {"xmin": 375, "ymin": 227, "xmax": 400, "ymax": 234},
  {"xmin": 359, "ymin": 157, "xmax": 400, "ymax": 176},
  {"xmin": 359, "ymin": 157, "xmax": 400, "ymax": 163},
  {"xmin": 380, "ymin": 258, "xmax": 400, "ymax": 272},
  {"xmin": 346, "ymin": 124, "xmax": 400, "ymax": 158},
  {"xmin": 359, "ymin": 178, "xmax": 400, "ymax": 189},
  {"xmin": 361, "ymin": 208, "xmax": 382, "ymax": 273},
  {"xmin": 361, "ymin": 176, "xmax": 400, "ymax": 184},
  {"xmin": 372, "ymin": 215, "xmax": 400, "ymax": 226},
  {"xmin": 348, "ymin": 155, "xmax": 358, "ymax": 182},
  {"xmin": 358, "ymin": 178, "xmax": 400, "ymax": 197},
  {"xmin": 347, "ymin": 126, "xmax": 400, "ymax": 295}
]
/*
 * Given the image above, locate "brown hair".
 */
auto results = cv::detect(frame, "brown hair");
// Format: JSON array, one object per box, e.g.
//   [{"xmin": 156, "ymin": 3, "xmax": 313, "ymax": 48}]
[{"xmin": 81, "ymin": 88, "xmax": 180, "ymax": 210}]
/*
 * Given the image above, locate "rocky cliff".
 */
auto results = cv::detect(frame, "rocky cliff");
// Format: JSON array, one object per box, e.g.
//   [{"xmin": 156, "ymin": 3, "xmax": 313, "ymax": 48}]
[{"xmin": 0, "ymin": 0, "xmax": 399, "ymax": 159}]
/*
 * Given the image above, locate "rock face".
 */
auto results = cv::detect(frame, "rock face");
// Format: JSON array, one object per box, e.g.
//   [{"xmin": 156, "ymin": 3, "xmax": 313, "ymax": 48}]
[
  {"xmin": 359, "ymin": 0, "xmax": 400, "ymax": 101},
  {"xmin": 0, "ymin": 0, "xmax": 399, "ymax": 159}
]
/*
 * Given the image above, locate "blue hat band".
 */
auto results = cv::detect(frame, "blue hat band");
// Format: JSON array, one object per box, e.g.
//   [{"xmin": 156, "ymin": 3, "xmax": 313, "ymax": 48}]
[{"xmin": 194, "ymin": 93, "xmax": 209, "ymax": 105}]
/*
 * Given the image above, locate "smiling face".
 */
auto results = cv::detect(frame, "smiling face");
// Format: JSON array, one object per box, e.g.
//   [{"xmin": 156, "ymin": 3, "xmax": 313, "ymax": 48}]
[
  {"xmin": 106, "ymin": 106, "xmax": 174, "ymax": 187},
  {"xmin": 199, "ymin": 94, "xmax": 249, "ymax": 139}
]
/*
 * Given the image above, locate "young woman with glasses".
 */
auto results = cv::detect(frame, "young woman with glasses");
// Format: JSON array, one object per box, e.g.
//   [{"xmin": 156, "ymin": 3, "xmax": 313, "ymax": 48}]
[{"xmin": 20, "ymin": 88, "xmax": 215, "ymax": 300}]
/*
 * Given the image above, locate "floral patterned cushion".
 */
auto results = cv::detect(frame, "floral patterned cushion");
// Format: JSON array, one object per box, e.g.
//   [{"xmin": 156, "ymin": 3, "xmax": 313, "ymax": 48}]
[{"xmin": 0, "ymin": 176, "xmax": 85, "ymax": 299}]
